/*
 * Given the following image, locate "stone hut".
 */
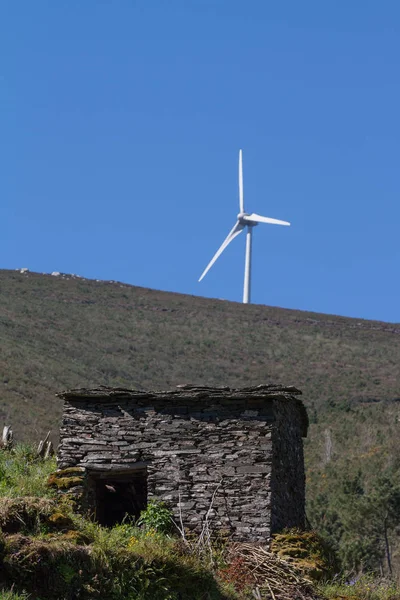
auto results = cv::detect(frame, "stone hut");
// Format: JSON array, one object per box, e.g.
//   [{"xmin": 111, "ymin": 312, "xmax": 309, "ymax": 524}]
[{"xmin": 56, "ymin": 384, "xmax": 308, "ymax": 542}]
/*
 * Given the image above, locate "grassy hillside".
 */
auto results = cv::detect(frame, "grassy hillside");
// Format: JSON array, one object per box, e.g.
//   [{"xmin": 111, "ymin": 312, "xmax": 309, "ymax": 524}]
[
  {"xmin": 1, "ymin": 268, "xmax": 400, "ymax": 574},
  {"xmin": 1, "ymin": 268, "xmax": 398, "ymax": 438}
]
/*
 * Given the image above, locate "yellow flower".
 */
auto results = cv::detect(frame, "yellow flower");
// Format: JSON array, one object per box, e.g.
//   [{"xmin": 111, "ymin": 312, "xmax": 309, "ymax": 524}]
[{"xmin": 128, "ymin": 536, "xmax": 138, "ymax": 548}]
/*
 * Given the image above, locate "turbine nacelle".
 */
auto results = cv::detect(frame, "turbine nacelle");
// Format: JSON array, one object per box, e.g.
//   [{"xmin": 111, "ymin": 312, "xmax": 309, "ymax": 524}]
[{"xmin": 238, "ymin": 212, "xmax": 258, "ymax": 226}]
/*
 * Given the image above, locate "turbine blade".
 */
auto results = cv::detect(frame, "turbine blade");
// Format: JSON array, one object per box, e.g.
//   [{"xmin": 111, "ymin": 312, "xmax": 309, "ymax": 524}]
[
  {"xmin": 245, "ymin": 213, "xmax": 291, "ymax": 226},
  {"xmin": 239, "ymin": 149, "xmax": 244, "ymax": 213},
  {"xmin": 199, "ymin": 221, "xmax": 244, "ymax": 282}
]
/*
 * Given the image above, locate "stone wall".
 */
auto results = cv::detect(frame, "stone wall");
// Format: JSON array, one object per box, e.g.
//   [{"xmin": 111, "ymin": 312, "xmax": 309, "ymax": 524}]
[{"xmin": 57, "ymin": 385, "xmax": 307, "ymax": 543}]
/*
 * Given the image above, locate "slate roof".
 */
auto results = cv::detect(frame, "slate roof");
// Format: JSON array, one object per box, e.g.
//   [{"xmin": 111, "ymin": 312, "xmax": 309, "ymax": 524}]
[{"xmin": 57, "ymin": 384, "xmax": 308, "ymax": 436}]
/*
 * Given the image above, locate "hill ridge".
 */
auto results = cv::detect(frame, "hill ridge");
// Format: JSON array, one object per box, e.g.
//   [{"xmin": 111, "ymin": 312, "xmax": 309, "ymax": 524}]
[{"xmin": 9, "ymin": 267, "xmax": 400, "ymax": 325}]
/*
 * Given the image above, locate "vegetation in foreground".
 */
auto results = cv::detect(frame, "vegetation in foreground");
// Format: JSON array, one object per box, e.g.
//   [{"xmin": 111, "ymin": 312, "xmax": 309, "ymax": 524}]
[
  {"xmin": 1, "ymin": 269, "xmax": 400, "ymax": 573},
  {"xmin": 0, "ymin": 447, "xmax": 400, "ymax": 600}
]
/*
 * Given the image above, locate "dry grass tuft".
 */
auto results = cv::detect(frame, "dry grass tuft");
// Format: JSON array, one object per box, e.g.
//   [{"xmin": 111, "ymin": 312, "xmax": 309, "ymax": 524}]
[
  {"xmin": 0, "ymin": 497, "xmax": 55, "ymax": 533},
  {"xmin": 0, "ymin": 497, "xmax": 73, "ymax": 534}
]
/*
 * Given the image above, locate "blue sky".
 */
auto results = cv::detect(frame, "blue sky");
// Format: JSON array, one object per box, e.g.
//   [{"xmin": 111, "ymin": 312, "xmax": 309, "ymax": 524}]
[{"xmin": 1, "ymin": 2, "xmax": 399, "ymax": 322}]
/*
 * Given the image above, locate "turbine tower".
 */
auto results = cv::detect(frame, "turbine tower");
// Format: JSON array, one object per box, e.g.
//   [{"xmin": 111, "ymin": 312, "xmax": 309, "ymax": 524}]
[{"xmin": 199, "ymin": 150, "xmax": 290, "ymax": 304}]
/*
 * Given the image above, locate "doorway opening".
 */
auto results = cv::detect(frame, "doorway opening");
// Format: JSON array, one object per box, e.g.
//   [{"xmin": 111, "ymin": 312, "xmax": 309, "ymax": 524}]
[{"xmin": 90, "ymin": 468, "xmax": 148, "ymax": 527}]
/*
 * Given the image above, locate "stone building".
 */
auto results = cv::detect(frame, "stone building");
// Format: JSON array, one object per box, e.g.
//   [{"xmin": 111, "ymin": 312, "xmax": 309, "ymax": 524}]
[{"xmin": 56, "ymin": 384, "xmax": 308, "ymax": 542}]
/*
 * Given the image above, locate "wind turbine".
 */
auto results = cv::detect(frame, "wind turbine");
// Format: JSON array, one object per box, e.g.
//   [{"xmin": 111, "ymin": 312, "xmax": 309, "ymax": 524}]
[{"xmin": 198, "ymin": 150, "xmax": 290, "ymax": 304}]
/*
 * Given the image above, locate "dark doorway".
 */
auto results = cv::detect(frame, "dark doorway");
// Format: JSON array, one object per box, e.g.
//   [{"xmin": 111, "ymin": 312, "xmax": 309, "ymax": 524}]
[{"xmin": 91, "ymin": 469, "xmax": 147, "ymax": 526}]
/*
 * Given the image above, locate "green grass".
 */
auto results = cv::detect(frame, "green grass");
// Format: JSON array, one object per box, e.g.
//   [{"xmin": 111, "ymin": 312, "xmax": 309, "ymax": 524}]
[
  {"xmin": 0, "ymin": 591, "xmax": 30, "ymax": 600},
  {"xmin": 0, "ymin": 521, "xmax": 236, "ymax": 600},
  {"xmin": 2, "ymin": 448, "xmax": 400, "ymax": 599},
  {"xmin": 0, "ymin": 446, "xmax": 236, "ymax": 600},
  {"xmin": 1, "ymin": 445, "xmax": 399, "ymax": 600},
  {"xmin": 0, "ymin": 445, "xmax": 56, "ymax": 498},
  {"xmin": 0, "ymin": 516, "xmax": 235, "ymax": 600},
  {"xmin": 319, "ymin": 576, "xmax": 400, "ymax": 600}
]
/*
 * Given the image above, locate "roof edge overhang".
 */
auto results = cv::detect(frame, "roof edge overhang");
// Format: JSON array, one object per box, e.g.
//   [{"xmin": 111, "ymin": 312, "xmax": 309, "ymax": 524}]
[{"xmin": 56, "ymin": 384, "xmax": 308, "ymax": 437}]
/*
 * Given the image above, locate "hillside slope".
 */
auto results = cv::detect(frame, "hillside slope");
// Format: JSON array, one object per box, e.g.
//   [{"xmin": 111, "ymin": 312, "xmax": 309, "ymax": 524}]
[{"xmin": 1, "ymin": 268, "xmax": 398, "ymax": 439}]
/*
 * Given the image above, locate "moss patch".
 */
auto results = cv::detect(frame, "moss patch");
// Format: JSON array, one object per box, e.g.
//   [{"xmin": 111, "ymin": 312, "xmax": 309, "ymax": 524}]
[
  {"xmin": 47, "ymin": 468, "xmax": 85, "ymax": 491},
  {"xmin": 271, "ymin": 529, "xmax": 339, "ymax": 581},
  {"xmin": 48, "ymin": 475, "xmax": 83, "ymax": 490}
]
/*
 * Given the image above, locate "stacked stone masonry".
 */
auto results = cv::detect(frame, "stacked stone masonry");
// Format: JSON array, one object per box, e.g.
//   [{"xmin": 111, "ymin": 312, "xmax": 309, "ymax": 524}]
[{"xmin": 56, "ymin": 384, "xmax": 308, "ymax": 543}]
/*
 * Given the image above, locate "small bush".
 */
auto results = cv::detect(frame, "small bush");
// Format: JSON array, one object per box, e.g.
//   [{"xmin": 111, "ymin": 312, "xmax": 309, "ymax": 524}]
[{"xmin": 137, "ymin": 500, "xmax": 174, "ymax": 534}]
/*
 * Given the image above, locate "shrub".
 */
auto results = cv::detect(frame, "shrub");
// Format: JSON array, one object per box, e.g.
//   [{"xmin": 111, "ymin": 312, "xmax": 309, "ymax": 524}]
[{"xmin": 137, "ymin": 500, "xmax": 174, "ymax": 534}]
